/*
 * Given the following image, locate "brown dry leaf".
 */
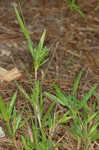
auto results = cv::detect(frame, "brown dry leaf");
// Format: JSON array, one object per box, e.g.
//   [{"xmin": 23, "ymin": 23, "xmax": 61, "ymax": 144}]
[{"xmin": 0, "ymin": 67, "xmax": 22, "ymax": 82}]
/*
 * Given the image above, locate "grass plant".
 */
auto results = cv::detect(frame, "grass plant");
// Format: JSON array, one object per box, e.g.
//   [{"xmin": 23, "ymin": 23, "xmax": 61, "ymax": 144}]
[
  {"xmin": 45, "ymin": 72, "xmax": 99, "ymax": 150},
  {"xmin": 14, "ymin": 5, "xmax": 58, "ymax": 150},
  {"xmin": 0, "ymin": 92, "xmax": 24, "ymax": 148},
  {"xmin": 14, "ymin": 4, "xmax": 74, "ymax": 149}
]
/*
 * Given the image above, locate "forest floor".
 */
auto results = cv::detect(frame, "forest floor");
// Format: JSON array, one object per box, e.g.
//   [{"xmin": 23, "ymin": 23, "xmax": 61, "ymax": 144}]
[{"xmin": 0, "ymin": 0, "xmax": 99, "ymax": 150}]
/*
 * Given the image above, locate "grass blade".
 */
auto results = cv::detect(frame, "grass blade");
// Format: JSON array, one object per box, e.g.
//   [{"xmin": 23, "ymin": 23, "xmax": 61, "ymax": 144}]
[
  {"xmin": 90, "ymin": 133, "xmax": 99, "ymax": 141},
  {"xmin": 8, "ymin": 91, "xmax": 17, "ymax": 118},
  {"xmin": 14, "ymin": 6, "xmax": 33, "ymax": 57},
  {"xmin": 73, "ymin": 71, "xmax": 82, "ymax": 97},
  {"xmin": 15, "ymin": 81, "xmax": 31, "ymax": 101},
  {"xmin": 42, "ymin": 101, "xmax": 56, "ymax": 126},
  {"xmin": 0, "ymin": 96, "xmax": 9, "ymax": 122},
  {"xmin": 88, "ymin": 121, "xmax": 99, "ymax": 137},
  {"xmin": 21, "ymin": 135, "xmax": 32, "ymax": 150},
  {"xmin": 86, "ymin": 112, "xmax": 98, "ymax": 124},
  {"xmin": 37, "ymin": 29, "xmax": 46, "ymax": 53},
  {"xmin": 78, "ymin": 84, "xmax": 97, "ymax": 110},
  {"xmin": 45, "ymin": 92, "xmax": 66, "ymax": 106}
]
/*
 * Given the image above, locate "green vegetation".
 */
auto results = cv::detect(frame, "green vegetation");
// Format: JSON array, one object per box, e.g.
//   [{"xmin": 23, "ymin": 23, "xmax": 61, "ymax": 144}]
[
  {"xmin": 97, "ymin": 1, "xmax": 99, "ymax": 7},
  {"xmin": 45, "ymin": 72, "xmax": 99, "ymax": 150},
  {"xmin": 0, "ymin": 2, "xmax": 98, "ymax": 150},
  {"xmin": 64, "ymin": 0, "xmax": 85, "ymax": 18},
  {"xmin": 0, "ymin": 92, "xmax": 24, "ymax": 148}
]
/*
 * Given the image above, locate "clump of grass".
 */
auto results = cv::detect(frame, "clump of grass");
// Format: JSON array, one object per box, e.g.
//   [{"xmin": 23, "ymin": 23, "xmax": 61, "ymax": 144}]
[
  {"xmin": 14, "ymin": 4, "xmax": 73, "ymax": 149},
  {"xmin": 45, "ymin": 72, "xmax": 99, "ymax": 150},
  {"xmin": 14, "ymin": 5, "xmax": 60, "ymax": 150},
  {"xmin": 0, "ymin": 92, "xmax": 24, "ymax": 148}
]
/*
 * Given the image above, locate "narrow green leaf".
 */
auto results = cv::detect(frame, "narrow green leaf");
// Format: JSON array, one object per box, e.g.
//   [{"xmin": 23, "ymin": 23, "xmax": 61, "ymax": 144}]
[
  {"xmin": 86, "ymin": 112, "xmax": 98, "ymax": 124},
  {"xmin": 14, "ymin": 6, "xmax": 33, "ymax": 57},
  {"xmin": 8, "ymin": 91, "xmax": 17, "ymax": 118},
  {"xmin": 15, "ymin": 81, "xmax": 30, "ymax": 101},
  {"xmin": 37, "ymin": 30, "xmax": 46, "ymax": 53},
  {"xmin": 0, "ymin": 96, "xmax": 9, "ymax": 122},
  {"xmin": 54, "ymin": 84, "xmax": 69, "ymax": 106},
  {"xmin": 73, "ymin": 71, "xmax": 82, "ymax": 97},
  {"xmin": 21, "ymin": 135, "xmax": 31, "ymax": 150},
  {"xmin": 78, "ymin": 85, "xmax": 97, "ymax": 109},
  {"xmin": 12, "ymin": 113, "xmax": 22, "ymax": 135},
  {"xmin": 58, "ymin": 113, "xmax": 72, "ymax": 124},
  {"xmin": 88, "ymin": 121, "xmax": 99, "ymax": 137},
  {"xmin": 42, "ymin": 101, "xmax": 56, "ymax": 126},
  {"xmin": 90, "ymin": 133, "xmax": 99, "ymax": 141},
  {"xmin": 39, "ymin": 58, "xmax": 49, "ymax": 67},
  {"xmin": 45, "ymin": 92, "xmax": 66, "ymax": 106}
]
